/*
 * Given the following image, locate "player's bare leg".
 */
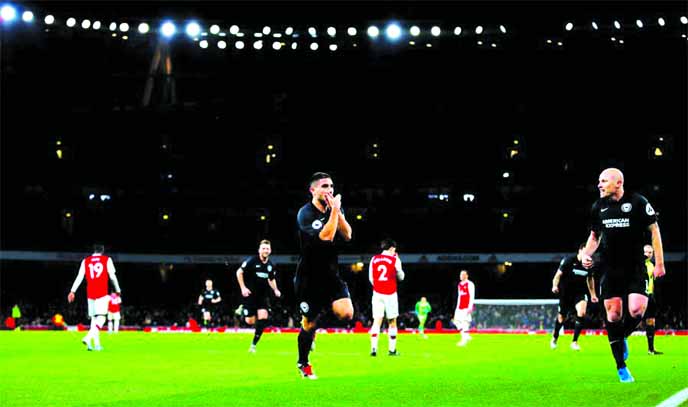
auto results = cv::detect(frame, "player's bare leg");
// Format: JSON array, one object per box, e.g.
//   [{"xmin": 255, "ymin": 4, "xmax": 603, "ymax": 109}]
[
  {"xmin": 571, "ymin": 301, "xmax": 587, "ymax": 351},
  {"xmin": 332, "ymin": 298, "xmax": 354, "ymax": 320}
]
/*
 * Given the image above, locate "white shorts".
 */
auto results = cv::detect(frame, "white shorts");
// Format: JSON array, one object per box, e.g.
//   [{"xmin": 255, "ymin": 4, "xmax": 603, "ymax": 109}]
[
  {"xmin": 107, "ymin": 311, "xmax": 121, "ymax": 321},
  {"xmin": 88, "ymin": 296, "xmax": 110, "ymax": 317},
  {"xmin": 371, "ymin": 292, "xmax": 399, "ymax": 319},
  {"xmin": 453, "ymin": 308, "xmax": 472, "ymax": 324}
]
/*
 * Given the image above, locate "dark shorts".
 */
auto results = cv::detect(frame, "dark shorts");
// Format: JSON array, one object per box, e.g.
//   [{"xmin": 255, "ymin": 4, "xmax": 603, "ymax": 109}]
[
  {"xmin": 242, "ymin": 290, "xmax": 270, "ymax": 317},
  {"xmin": 294, "ymin": 273, "xmax": 350, "ymax": 320},
  {"xmin": 200, "ymin": 305, "xmax": 217, "ymax": 315},
  {"xmin": 558, "ymin": 291, "xmax": 589, "ymax": 316},
  {"xmin": 645, "ymin": 295, "xmax": 657, "ymax": 319},
  {"xmin": 599, "ymin": 263, "xmax": 648, "ymax": 300}
]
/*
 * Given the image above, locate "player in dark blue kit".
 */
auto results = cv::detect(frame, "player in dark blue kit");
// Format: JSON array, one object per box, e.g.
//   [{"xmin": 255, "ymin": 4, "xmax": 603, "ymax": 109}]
[
  {"xmin": 550, "ymin": 243, "xmax": 598, "ymax": 351},
  {"xmin": 197, "ymin": 279, "xmax": 221, "ymax": 328},
  {"xmin": 294, "ymin": 172, "xmax": 353, "ymax": 379},
  {"xmin": 236, "ymin": 239, "xmax": 281, "ymax": 352},
  {"xmin": 581, "ymin": 168, "xmax": 666, "ymax": 383}
]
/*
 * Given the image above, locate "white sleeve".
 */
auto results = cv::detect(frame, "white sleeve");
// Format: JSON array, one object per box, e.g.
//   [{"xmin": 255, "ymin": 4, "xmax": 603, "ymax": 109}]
[
  {"xmin": 368, "ymin": 260, "xmax": 374, "ymax": 285},
  {"xmin": 107, "ymin": 258, "xmax": 122, "ymax": 293},
  {"xmin": 70, "ymin": 260, "xmax": 86, "ymax": 292},
  {"xmin": 468, "ymin": 281, "xmax": 475, "ymax": 309},
  {"xmin": 395, "ymin": 258, "xmax": 405, "ymax": 281}
]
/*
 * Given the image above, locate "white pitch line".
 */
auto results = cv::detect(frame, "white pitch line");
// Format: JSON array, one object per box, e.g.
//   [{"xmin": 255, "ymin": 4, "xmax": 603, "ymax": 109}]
[{"xmin": 656, "ymin": 388, "xmax": 688, "ymax": 407}]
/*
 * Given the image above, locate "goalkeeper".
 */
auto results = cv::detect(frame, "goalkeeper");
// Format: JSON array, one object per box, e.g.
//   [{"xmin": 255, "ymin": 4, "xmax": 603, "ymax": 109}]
[{"xmin": 415, "ymin": 297, "xmax": 432, "ymax": 338}]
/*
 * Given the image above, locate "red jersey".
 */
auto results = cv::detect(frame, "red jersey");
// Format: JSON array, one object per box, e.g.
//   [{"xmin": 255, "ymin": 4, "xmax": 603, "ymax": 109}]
[
  {"xmin": 370, "ymin": 254, "xmax": 399, "ymax": 295},
  {"xmin": 108, "ymin": 294, "xmax": 121, "ymax": 313},
  {"xmin": 84, "ymin": 255, "xmax": 110, "ymax": 299},
  {"xmin": 457, "ymin": 280, "xmax": 475, "ymax": 310}
]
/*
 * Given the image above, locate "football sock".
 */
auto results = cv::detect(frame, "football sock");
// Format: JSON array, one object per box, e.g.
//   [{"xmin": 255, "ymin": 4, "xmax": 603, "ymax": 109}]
[
  {"xmin": 573, "ymin": 316, "xmax": 584, "ymax": 342},
  {"xmin": 553, "ymin": 319, "xmax": 563, "ymax": 340},
  {"xmin": 607, "ymin": 320, "xmax": 626, "ymax": 369},
  {"xmin": 388, "ymin": 327, "xmax": 397, "ymax": 352},
  {"xmin": 252, "ymin": 319, "xmax": 267, "ymax": 346},
  {"xmin": 298, "ymin": 328, "xmax": 315, "ymax": 365}
]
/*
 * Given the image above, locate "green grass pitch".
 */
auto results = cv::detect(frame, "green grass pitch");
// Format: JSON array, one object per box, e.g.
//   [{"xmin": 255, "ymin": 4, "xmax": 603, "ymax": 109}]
[{"xmin": 1, "ymin": 331, "xmax": 686, "ymax": 406}]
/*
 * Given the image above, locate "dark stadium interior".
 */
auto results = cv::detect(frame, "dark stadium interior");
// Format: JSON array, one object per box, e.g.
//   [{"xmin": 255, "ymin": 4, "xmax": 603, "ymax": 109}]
[{"xmin": 1, "ymin": 1, "xmax": 686, "ymax": 327}]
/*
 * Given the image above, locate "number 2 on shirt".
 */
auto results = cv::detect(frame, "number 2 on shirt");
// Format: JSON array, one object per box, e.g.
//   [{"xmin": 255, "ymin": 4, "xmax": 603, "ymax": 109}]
[{"xmin": 377, "ymin": 264, "xmax": 388, "ymax": 281}]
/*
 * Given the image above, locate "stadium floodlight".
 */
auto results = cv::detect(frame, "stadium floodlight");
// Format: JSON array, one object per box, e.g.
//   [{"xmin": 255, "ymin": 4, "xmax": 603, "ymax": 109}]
[
  {"xmin": 291, "ymin": 42, "xmax": 298, "ymax": 49},
  {"xmin": 310, "ymin": 42, "xmax": 318, "ymax": 50},
  {"xmin": 385, "ymin": 23, "xmax": 402, "ymax": 40},
  {"xmin": 66, "ymin": 17, "xmax": 76, "ymax": 27},
  {"xmin": 557, "ymin": 41, "xmax": 563, "ymax": 46},
  {"xmin": 463, "ymin": 193, "xmax": 475, "ymax": 203},
  {"xmin": 93, "ymin": 21, "xmax": 101, "ymax": 30},
  {"xmin": 347, "ymin": 27, "xmax": 356, "ymax": 36},
  {"xmin": 681, "ymin": 16, "xmax": 688, "ymax": 24},
  {"xmin": 565, "ymin": 22, "xmax": 573, "ymax": 31},
  {"xmin": 367, "ymin": 25, "xmax": 379, "ymax": 38},
  {"xmin": 491, "ymin": 43, "xmax": 497, "ymax": 48},
  {"xmin": 430, "ymin": 26, "xmax": 440, "ymax": 36},
  {"xmin": 329, "ymin": 44, "xmax": 337, "ymax": 51},
  {"xmin": 21, "ymin": 10, "xmax": 33, "ymax": 22},
  {"xmin": 454, "ymin": 26, "xmax": 462, "ymax": 35},
  {"xmin": 272, "ymin": 41, "xmax": 281, "ymax": 50},
  {"xmin": 285, "ymin": 26, "xmax": 294, "ymax": 35},
  {"xmin": 475, "ymin": 25, "xmax": 483, "ymax": 34},
  {"xmin": 657, "ymin": 17, "xmax": 665, "ymax": 27},
  {"xmin": 199, "ymin": 39, "xmax": 208, "ymax": 48},
  {"xmin": 308, "ymin": 27, "xmax": 317, "ymax": 37},
  {"xmin": 100, "ymin": 194, "xmax": 111, "ymax": 202},
  {"xmin": 218, "ymin": 40, "xmax": 226, "ymax": 49},
  {"xmin": 262, "ymin": 26, "xmax": 271, "ymax": 35},
  {"xmin": 409, "ymin": 25, "xmax": 420, "ymax": 36},
  {"xmin": 636, "ymin": 19, "xmax": 643, "ymax": 28},
  {"xmin": 44, "ymin": 14, "xmax": 54, "ymax": 25},
  {"xmin": 327, "ymin": 26, "xmax": 336, "ymax": 36},
  {"xmin": 499, "ymin": 24, "xmax": 507, "ymax": 34},
  {"xmin": 611, "ymin": 37, "xmax": 616, "ymax": 42},
  {"xmin": 88, "ymin": 194, "xmax": 96, "ymax": 200},
  {"xmin": 109, "ymin": 22, "xmax": 116, "ymax": 31},
  {"xmin": 253, "ymin": 40, "xmax": 263, "ymax": 49},
  {"xmin": 235, "ymin": 40, "xmax": 244, "ymax": 49},
  {"xmin": 502, "ymin": 172, "xmax": 510, "ymax": 178},
  {"xmin": 0, "ymin": 5, "xmax": 16, "ymax": 22},
  {"xmin": 476, "ymin": 40, "xmax": 483, "ymax": 45},
  {"xmin": 161, "ymin": 22, "xmax": 176, "ymax": 38},
  {"xmin": 138, "ymin": 22, "xmax": 149, "ymax": 34},
  {"xmin": 81, "ymin": 19, "xmax": 91, "ymax": 29},
  {"xmin": 591, "ymin": 21, "xmax": 599, "ymax": 30},
  {"xmin": 229, "ymin": 25, "xmax": 239, "ymax": 34},
  {"xmin": 546, "ymin": 39, "xmax": 552, "ymax": 44},
  {"xmin": 209, "ymin": 24, "xmax": 219, "ymax": 34},
  {"xmin": 119, "ymin": 22, "xmax": 129, "ymax": 32},
  {"xmin": 185, "ymin": 22, "xmax": 201, "ymax": 37},
  {"xmin": 613, "ymin": 20, "xmax": 621, "ymax": 29}
]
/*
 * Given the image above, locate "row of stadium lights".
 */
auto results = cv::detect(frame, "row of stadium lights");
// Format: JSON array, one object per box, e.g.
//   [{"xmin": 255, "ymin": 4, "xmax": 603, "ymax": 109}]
[{"xmin": 1, "ymin": 4, "xmax": 508, "ymax": 49}]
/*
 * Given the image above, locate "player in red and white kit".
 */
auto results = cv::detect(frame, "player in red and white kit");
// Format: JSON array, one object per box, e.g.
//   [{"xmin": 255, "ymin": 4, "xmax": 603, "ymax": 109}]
[
  {"xmin": 453, "ymin": 270, "xmax": 475, "ymax": 347},
  {"xmin": 107, "ymin": 292, "xmax": 122, "ymax": 333},
  {"xmin": 68, "ymin": 244, "xmax": 121, "ymax": 351},
  {"xmin": 369, "ymin": 239, "xmax": 405, "ymax": 356}
]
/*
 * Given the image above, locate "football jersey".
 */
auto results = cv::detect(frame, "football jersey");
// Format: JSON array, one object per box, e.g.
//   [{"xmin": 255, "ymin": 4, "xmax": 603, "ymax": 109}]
[
  {"xmin": 369, "ymin": 254, "xmax": 400, "ymax": 295},
  {"xmin": 590, "ymin": 192, "xmax": 657, "ymax": 267},
  {"xmin": 457, "ymin": 280, "xmax": 475, "ymax": 310},
  {"xmin": 200, "ymin": 289, "xmax": 221, "ymax": 306},
  {"xmin": 108, "ymin": 294, "xmax": 122, "ymax": 313},
  {"xmin": 296, "ymin": 202, "xmax": 343, "ymax": 279},
  {"xmin": 84, "ymin": 255, "xmax": 110, "ymax": 299},
  {"xmin": 240, "ymin": 255, "xmax": 276, "ymax": 292},
  {"xmin": 558, "ymin": 255, "xmax": 591, "ymax": 296}
]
